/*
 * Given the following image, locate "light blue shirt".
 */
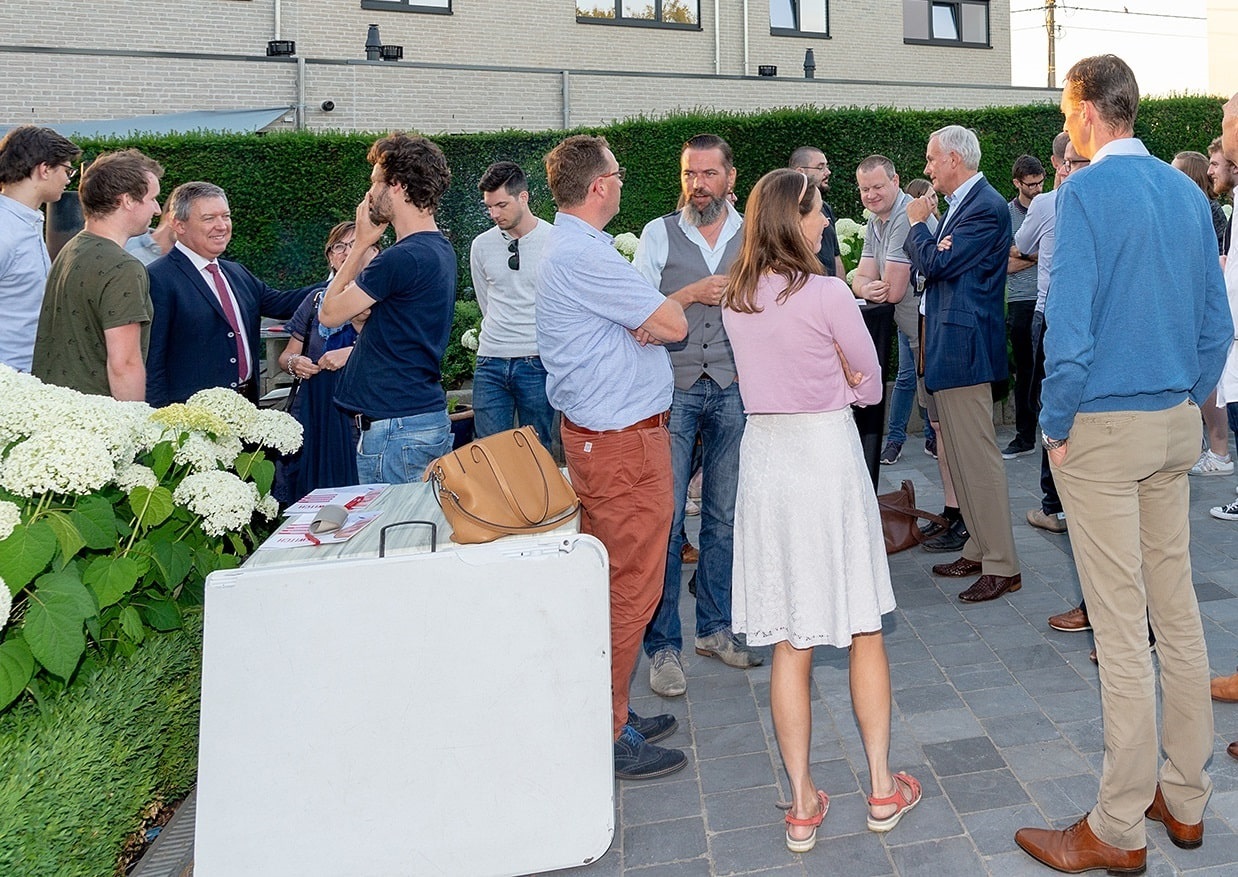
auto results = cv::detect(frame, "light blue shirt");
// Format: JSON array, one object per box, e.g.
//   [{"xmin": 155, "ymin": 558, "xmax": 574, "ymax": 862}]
[
  {"xmin": 0, "ymin": 193, "xmax": 51, "ymax": 371},
  {"xmin": 536, "ymin": 212, "xmax": 673, "ymax": 431}
]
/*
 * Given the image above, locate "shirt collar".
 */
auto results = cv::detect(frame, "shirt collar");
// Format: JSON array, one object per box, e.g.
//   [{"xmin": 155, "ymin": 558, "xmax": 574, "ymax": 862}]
[
  {"xmin": 175, "ymin": 240, "xmax": 218, "ymax": 272},
  {"xmin": 553, "ymin": 211, "xmax": 613, "ymax": 243},
  {"xmin": 945, "ymin": 171, "xmax": 984, "ymax": 209},
  {"xmin": 676, "ymin": 200, "xmax": 743, "ymax": 237},
  {"xmin": 0, "ymin": 193, "xmax": 45, "ymax": 224},
  {"xmin": 872, "ymin": 191, "xmax": 911, "ymax": 232},
  {"xmin": 1090, "ymin": 137, "xmax": 1150, "ymax": 165}
]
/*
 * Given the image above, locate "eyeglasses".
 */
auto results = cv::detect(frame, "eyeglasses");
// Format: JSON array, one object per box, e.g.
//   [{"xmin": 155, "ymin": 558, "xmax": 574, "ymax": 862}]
[
  {"xmin": 796, "ymin": 162, "xmax": 828, "ymax": 172},
  {"xmin": 597, "ymin": 166, "xmax": 626, "ymax": 183},
  {"xmin": 60, "ymin": 164, "xmax": 78, "ymax": 181},
  {"xmin": 507, "ymin": 238, "xmax": 519, "ymax": 271},
  {"xmin": 1062, "ymin": 159, "xmax": 1090, "ymax": 171},
  {"xmin": 328, "ymin": 240, "xmax": 356, "ymax": 255}
]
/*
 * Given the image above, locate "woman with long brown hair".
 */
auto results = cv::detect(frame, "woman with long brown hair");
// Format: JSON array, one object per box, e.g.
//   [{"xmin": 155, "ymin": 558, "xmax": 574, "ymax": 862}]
[{"xmin": 722, "ymin": 168, "xmax": 920, "ymax": 853}]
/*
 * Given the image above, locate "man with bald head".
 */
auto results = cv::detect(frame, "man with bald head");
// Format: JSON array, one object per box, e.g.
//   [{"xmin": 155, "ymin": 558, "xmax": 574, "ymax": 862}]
[
  {"xmin": 1015, "ymin": 58, "xmax": 1230, "ymax": 873},
  {"xmin": 905, "ymin": 125, "xmax": 1020, "ymax": 604}
]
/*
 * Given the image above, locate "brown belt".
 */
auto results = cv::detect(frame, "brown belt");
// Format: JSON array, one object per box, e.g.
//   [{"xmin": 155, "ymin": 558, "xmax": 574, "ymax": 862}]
[{"xmin": 562, "ymin": 411, "xmax": 669, "ymax": 435}]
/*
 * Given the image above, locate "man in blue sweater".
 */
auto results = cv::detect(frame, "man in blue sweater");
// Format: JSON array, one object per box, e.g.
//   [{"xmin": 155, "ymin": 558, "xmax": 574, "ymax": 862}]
[{"xmin": 1015, "ymin": 55, "xmax": 1232, "ymax": 874}]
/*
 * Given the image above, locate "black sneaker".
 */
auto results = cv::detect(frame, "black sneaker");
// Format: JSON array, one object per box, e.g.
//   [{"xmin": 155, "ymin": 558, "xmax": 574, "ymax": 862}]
[
  {"xmin": 614, "ymin": 725, "xmax": 688, "ymax": 780},
  {"xmin": 924, "ymin": 436, "xmax": 938, "ymax": 459},
  {"xmin": 627, "ymin": 709, "xmax": 678, "ymax": 744},
  {"xmin": 1001, "ymin": 439, "xmax": 1036, "ymax": 459},
  {"xmin": 880, "ymin": 441, "xmax": 903, "ymax": 465},
  {"xmin": 923, "ymin": 517, "xmax": 968, "ymax": 553}
]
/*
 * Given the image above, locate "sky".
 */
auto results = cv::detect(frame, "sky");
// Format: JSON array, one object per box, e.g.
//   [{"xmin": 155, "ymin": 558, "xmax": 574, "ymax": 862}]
[{"xmin": 1009, "ymin": 0, "xmax": 1210, "ymax": 96}]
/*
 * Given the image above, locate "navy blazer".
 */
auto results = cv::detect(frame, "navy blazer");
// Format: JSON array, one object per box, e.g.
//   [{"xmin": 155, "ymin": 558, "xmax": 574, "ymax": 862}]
[
  {"xmin": 145, "ymin": 246, "xmax": 310, "ymax": 407},
  {"xmin": 906, "ymin": 177, "xmax": 1011, "ymax": 393}
]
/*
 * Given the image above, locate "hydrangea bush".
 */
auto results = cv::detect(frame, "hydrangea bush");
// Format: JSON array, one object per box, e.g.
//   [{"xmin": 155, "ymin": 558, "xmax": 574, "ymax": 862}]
[{"xmin": 0, "ymin": 368, "xmax": 301, "ymax": 712}]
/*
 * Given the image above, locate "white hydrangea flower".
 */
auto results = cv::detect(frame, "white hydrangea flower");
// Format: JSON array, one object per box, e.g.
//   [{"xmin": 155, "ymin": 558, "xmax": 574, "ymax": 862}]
[
  {"xmin": 0, "ymin": 576, "xmax": 11, "ymax": 635},
  {"xmin": 242, "ymin": 409, "xmax": 304, "ymax": 456},
  {"xmin": 186, "ymin": 388, "xmax": 258, "ymax": 436},
  {"xmin": 612, "ymin": 232, "xmax": 639, "ymax": 261},
  {"xmin": 460, "ymin": 327, "xmax": 480, "ymax": 352},
  {"xmin": 115, "ymin": 464, "xmax": 159, "ymax": 492},
  {"xmin": 173, "ymin": 433, "xmax": 241, "ymax": 473},
  {"xmin": 846, "ymin": 267, "xmax": 859, "ymax": 286},
  {"xmin": 838, "ymin": 240, "xmax": 852, "ymax": 258},
  {"xmin": 0, "ymin": 500, "xmax": 20, "ymax": 541},
  {"xmin": 151, "ymin": 402, "xmax": 231, "ymax": 439},
  {"xmin": 0, "ymin": 429, "xmax": 116, "ymax": 498},
  {"xmin": 255, "ymin": 492, "xmax": 280, "ymax": 520},
  {"xmin": 173, "ymin": 470, "xmax": 259, "ymax": 536},
  {"xmin": 834, "ymin": 217, "xmax": 862, "ymax": 239}
]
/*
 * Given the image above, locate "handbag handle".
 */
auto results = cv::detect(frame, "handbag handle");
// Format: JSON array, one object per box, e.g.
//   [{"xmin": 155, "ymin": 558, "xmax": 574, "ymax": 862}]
[
  {"xmin": 468, "ymin": 430, "xmax": 552, "ymax": 525},
  {"xmin": 877, "ymin": 497, "xmax": 947, "ymax": 529}
]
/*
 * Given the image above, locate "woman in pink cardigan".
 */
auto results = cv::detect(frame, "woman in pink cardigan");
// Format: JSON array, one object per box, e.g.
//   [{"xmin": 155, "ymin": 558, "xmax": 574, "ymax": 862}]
[{"xmin": 722, "ymin": 168, "xmax": 921, "ymax": 854}]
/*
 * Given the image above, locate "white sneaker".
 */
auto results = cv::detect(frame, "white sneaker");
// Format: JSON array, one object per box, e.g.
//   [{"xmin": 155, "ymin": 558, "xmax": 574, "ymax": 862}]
[
  {"xmin": 1189, "ymin": 450, "xmax": 1234, "ymax": 476},
  {"xmin": 1211, "ymin": 499, "xmax": 1238, "ymax": 521}
]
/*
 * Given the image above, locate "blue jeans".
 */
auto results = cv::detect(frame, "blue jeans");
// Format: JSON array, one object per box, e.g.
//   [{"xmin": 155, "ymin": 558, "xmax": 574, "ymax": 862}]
[
  {"xmin": 472, "ymin": 355, "xmax": 556, "ymax": 453},
  {"xmin": 887, "ymin": 329, "xmax": 933, "ymax": 446},
  {"xmin": 644, "ymin": 378, "xmax": 745, "ymax": 655},
  {"xmin": 355, "ymin": 409, "xmax": 452, "ymax": 485}
]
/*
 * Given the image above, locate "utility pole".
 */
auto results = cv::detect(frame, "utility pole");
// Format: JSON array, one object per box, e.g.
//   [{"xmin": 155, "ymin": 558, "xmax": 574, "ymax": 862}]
[{"xmin": 1046, "ymin": 0, "xmax": 1057, "ymax": 88}]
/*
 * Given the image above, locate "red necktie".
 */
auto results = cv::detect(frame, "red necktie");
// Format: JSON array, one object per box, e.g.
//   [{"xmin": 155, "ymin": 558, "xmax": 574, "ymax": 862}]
[{"xmin": 205, "ymin": 262, "xmax": 250, "ymax": 383}]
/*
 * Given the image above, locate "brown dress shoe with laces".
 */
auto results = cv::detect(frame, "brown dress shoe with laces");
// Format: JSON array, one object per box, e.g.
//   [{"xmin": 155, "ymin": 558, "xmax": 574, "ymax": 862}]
[
  {"xmin": 1049, "ymin": 606, "xmax": 1091, "ymax": 632},
  {"xmin": 959, "ymin": 574, "xmax": 1022, "ymax": 603},
  {"xmin": 1229, "ymin": 741, "xmax": 1238, "ymax": 761},
  {"xmin": 1145, "ymin": 784, "xmax": 1202, "ymax": 849},
  {"xmin": 1211, "ymin": 670, "xmax": 1238, "ymax": 703},
  {"xmin": 931, "ymin": 556, "xmax": 982, "ymax": 577},
  {"xmin": 1015, "ymin": 815, "xmax": 1146, "ymax": 875}
]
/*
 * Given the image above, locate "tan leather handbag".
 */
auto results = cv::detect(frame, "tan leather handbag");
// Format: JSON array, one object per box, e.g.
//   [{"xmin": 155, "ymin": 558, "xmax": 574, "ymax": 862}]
[
  {"xmin": 425, "ymin": 426, "xmax": 580, "ymax": 544},
  {"xmin": 877, "ymin": 480, "xmax": 947, "ymax": 555}
]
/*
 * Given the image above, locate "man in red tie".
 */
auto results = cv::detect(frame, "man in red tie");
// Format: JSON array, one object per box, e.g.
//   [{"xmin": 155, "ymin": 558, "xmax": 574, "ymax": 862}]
[{"xmin": 145, "ymin": 181, "xmax": 309, "ymax": 407}]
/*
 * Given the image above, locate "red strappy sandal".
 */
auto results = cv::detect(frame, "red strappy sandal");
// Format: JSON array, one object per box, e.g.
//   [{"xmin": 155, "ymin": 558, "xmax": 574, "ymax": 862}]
[
  {"xmin": 866, "ymin": 772, "xmax": 922, "ymax": 832},
  {"xmin": 784, "ymin": 789, "xmax": 830, "ymax": 853}
]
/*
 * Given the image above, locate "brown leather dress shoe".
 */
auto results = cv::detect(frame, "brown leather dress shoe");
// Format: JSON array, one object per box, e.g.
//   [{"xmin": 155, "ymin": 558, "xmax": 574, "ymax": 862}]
[
  {"xmin": 1015, "ymin": 815, "xmax": 1146, "ymax": 875},
  {"xmin": 931, "ymin": 556, "xmax": 982, "ymax": 577},
  {"xmin": 1145, "ymin": 784, "xmax": 1202, "ymax": 849},
  {"xmin": 1049, "ymin": 606, "xmax": 1091, "ymax": 632},
  {"xmin": 680, "ymin": 542, "xmax": 699, "ymax": 565},
  {"xmin": 959, "ymin": 574, "xmax": 1022, "ymax": 603},
  {"xmin": 1211, "ymin": 671, "xmax": 1238, "ymax": 703},
  {"xmin": 1229, "ymin": 741, "xmax": 1238, "ymax": 760}
]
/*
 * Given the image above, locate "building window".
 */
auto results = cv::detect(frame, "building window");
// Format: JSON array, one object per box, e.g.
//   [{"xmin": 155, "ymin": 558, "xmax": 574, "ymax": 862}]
[
  {"xmin": 770, "ymin": 1, "xmax": 829, "ymax": 37},
  {"xmin": 903, "ymin": 0, "xmax": 989, "ymax": 48},
  {"xmin": 577, "ymin": 1, "xmax": 701, "ymax": 28},
  {"xmin": 360, "ymin": 0, "xmax": 451, "ymax": 13}
]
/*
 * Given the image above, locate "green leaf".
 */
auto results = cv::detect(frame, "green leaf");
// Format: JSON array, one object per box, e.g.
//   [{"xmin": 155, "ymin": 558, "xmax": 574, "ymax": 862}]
[
  {"xmin": 0, "ymin": 520, "xmax": 57, "ymax": 589},
  {"xmin": 118, "ymin": 605, "xmax": 145, "ymax": 643},
  {"xmin": 82, "ymin": 555, "xmax": 142, "ymax": 609},
  {"xmin": 149, "ymin": 540, "xmax": 193, "ymax": 590},
  {"xmin": 23, "ymin": 570, "xmax": 97, "ymax": 680},
  {"xmin": 149, "ymin": 440, "xmax": 176, "ymax": 479},
  {"xmin": 44, "ymin": 512, "xmax": 85, "ymax": 566},
  {"xmin": 71, "ymin": 494, "xmax": 119, "ymax": 549},
  {"xmin": 128, "ymin": 486, "xmax": 174, "ymax": 529},
  {"xmin": 250, "ymin": 458, "xmax": 275, "ymax": 496},
  {"xmin": 0, "ymin": 636, "xmax": 35, "ymax": 710},
  {"xmin": 140, "ymin": 599, "xmax": 183, "ymax": 632}
]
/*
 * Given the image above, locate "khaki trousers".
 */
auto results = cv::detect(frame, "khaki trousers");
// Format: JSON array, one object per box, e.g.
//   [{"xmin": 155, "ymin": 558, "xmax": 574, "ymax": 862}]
[
  {"xmin": 933, "ymin": 383, "xmax": 1019, "ymax": 576},
  {"xmin": 1051, "ymin": 401, "xmax": 1213, "ymax": 849},
  {"xmin": 562, "ymin": 421, "xmax": 674, "ymax": 739}
]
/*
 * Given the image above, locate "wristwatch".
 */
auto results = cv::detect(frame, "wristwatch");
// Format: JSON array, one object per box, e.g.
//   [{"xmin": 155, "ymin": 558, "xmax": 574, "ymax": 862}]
[{"xmin": 1042, "ymin": 433, "xmax": 1067, "ymax": 450}]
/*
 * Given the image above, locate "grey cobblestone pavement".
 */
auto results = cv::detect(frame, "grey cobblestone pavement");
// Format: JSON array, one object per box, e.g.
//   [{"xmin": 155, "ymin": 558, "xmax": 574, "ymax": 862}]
[{"xmin": 543, "ymin": 429, "xmax": 1238, "ymax": 877}]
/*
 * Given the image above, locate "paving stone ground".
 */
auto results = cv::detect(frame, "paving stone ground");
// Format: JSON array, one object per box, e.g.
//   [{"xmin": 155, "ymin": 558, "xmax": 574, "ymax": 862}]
[{"xmin": 542, "ymin": 430, "xmax": 1238, "ymax": 877}]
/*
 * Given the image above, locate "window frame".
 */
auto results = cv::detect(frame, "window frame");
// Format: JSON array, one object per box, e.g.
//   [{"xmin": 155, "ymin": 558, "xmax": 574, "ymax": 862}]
[
  {"xmin": 576, "ymin": 1, "xmax": 703, "ymax": 31},
  {"xmin": 360, "ymin": 0, "xmax": 452, "ymax": 15},
  {"xmin": 903, "ymin": 0, "xmax": 990, "ymax": 49},
  {"xmin": 769, "ymin": 0, "xmax": 831, "ymax": 39}
]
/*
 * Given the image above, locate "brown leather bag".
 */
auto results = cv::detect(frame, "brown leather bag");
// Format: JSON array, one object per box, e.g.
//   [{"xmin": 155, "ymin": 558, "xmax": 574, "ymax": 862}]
[
  {"xmin": 425, "ymin": 426, "xmax": 580, "ymax": 545},
  {"xmin": 877, "ymin": 480, "xmax": 947, "ymax": 555}
]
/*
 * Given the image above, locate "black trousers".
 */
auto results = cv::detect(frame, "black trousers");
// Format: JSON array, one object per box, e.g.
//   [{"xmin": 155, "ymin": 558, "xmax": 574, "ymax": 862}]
[
  {"xmin": 853, "ymin": 303, "xmax": 895, "ymax": 491},
  {"xmin": 1007, "ymin": 299, "xmax": 1039, "ymax": 446}
]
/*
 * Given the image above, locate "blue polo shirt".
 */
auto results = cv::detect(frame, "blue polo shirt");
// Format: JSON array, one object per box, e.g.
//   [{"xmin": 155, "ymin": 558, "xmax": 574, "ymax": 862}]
[
  {"xmin": 536, "ymin": 212, "xmax": 673, "ymax": 431},
  {"xmin": 0, "ymin": 194, "xmax": 51, "ymax": 371}
]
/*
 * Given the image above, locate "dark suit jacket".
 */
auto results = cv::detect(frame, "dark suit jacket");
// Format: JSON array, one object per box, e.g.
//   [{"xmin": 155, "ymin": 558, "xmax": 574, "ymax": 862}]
[
  {"xmin": 145, "ymin": 246, "xmax": 310, "ymax": 407},
  {"xmin": 906, "ymin": 176, "xmax": 1011, "ymax": 393}
]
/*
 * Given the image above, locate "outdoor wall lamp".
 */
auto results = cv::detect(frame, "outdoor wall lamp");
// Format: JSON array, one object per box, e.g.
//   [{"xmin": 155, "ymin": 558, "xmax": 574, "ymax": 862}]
[
  {"xmin": 758, "ymin": 65, "xmax": 777, "ymax": 77},
  {"xmin": 380, "ymin": 45, "xmax": 404, "ymax": 62},
  {"xmin": 266, "ymin": 40, "xmax": 296, "ymax": 57},
  {"xmin": 804, "ymin": 49, "xmax": 816, "ymax": 79}
]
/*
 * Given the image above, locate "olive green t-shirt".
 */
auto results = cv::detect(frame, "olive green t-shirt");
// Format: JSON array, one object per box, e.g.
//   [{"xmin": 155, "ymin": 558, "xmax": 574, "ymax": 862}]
[{"xmin": 33, "ymin": 231, "xmax": 152, "ymax": 396}]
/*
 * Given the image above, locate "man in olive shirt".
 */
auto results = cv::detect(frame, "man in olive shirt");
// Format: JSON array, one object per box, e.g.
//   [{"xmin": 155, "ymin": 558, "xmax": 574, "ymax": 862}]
[{"xmin": 33, "ymin": 149, "xmax": 164, "ymax": 399}]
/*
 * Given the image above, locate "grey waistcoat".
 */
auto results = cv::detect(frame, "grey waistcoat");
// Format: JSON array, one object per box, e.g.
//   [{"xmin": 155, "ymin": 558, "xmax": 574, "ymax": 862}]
[{"xmin": 659, "ymin": 213, "xmax": 742, "ymax": 391}]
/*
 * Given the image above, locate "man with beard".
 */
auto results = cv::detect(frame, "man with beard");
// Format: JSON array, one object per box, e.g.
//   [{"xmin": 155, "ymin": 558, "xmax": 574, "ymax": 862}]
[
  {"xmin": 1208, "ymin": 135, "xmax": 1234, "ymax": 259},
  {"xmin": 319, "ymin": 133, "xmax": 456, "ymax": 483},
  {"xmin": 468, "ymin": 161, "xmax": 555, "ymax": 450},
  {"xmin": 789, "ymin": 146, "xmax": 844, "ymax": 278},
  {"xmin": 633, "ymin": 133, "xmax": 761, "ymax": 698}
]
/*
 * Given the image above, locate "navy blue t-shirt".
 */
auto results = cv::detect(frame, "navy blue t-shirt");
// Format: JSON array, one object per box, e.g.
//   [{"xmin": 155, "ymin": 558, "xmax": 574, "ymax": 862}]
[{"xmin": 333, "ymin": 231, "xmax": 457, "ymax": 420}]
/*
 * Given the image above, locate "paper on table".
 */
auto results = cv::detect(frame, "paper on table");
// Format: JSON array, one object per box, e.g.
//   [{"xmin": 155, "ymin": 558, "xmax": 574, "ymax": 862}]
[
  {"xmin": 284, "ymin": 484, "xmax": 389, "ymax": 516},
  {"xmin": 258, "ymin": 511, "xmax": 383, "ymax": 549}
]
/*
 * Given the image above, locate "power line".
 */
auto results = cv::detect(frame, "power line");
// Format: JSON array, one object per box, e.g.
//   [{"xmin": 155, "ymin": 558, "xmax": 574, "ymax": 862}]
[{"xmin": 1011, "ymin": 4, "xmax": 1205, "ymax": 19}]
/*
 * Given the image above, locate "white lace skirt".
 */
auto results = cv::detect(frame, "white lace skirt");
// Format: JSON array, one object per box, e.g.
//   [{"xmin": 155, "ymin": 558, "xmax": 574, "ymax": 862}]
[{"xmin": 732, "ymin": 408, "xmax": 896, "ymax": 649}]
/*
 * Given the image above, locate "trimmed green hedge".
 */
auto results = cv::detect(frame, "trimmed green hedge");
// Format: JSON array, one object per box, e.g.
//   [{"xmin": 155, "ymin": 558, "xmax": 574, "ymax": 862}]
[
  {"xmin": 0, "ymin": 614, "xmax": 203, "ymax": 876},
  {"xmin": 75, "ymin": 97, "xmax": 1224, "ymax": 295}
]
